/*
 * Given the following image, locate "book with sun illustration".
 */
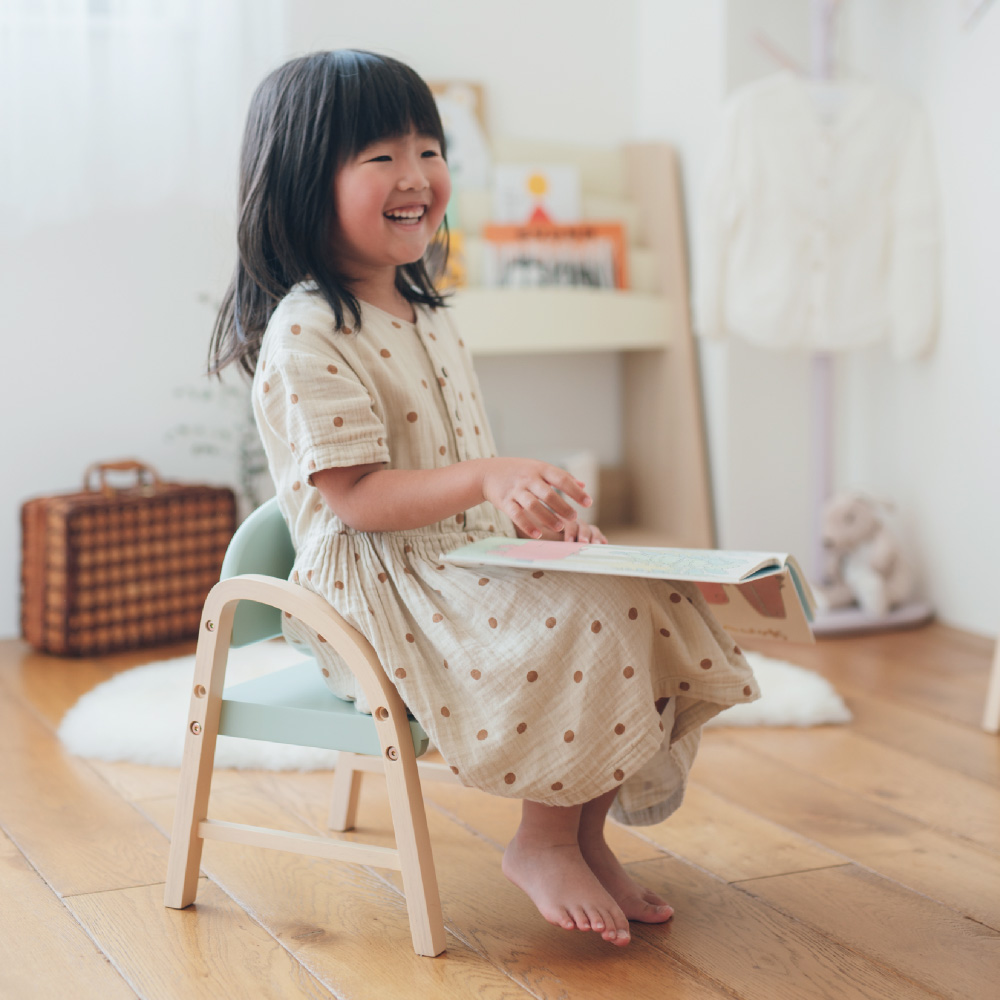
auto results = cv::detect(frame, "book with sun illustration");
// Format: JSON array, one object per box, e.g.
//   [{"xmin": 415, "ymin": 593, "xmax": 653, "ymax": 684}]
[{"xmin": 442, "ymin": 538, "xmax": 816, "ymax": 643}]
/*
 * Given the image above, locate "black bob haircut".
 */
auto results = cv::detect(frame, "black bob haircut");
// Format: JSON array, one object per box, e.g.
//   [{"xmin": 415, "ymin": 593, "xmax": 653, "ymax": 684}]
[{"xmin": 209, "ymin": 49, "xmax": 450, "ymax": 377}]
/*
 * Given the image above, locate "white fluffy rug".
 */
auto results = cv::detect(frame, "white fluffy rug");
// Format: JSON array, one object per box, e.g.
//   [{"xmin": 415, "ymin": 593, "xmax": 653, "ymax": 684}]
[{"xmin": 57, "ymin": 644, "xmax": 851, "ymax": 770}]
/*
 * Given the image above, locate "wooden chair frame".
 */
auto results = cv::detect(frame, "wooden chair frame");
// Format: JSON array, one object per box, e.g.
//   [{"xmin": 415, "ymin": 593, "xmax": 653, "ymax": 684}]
[{"xmin": 163, "ymin": 573, "xmax": 449, "ymax": 957}]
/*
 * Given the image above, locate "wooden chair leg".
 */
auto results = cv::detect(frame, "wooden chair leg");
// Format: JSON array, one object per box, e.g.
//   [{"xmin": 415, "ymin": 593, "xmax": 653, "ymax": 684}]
[
  {"xmin": 328, "ymin": 752, "xmax": 364, "ymax": 831},
  {"xmin": 164, "ymin": 603, "xmax": 235, "ymax": 909},
  {"xmin": 382, "ymin": 741, "xmax": 447, "ymax": 957},
  {"xmin": 983, "ymin": 635, "xmax": 1000, "ymax": 734}
]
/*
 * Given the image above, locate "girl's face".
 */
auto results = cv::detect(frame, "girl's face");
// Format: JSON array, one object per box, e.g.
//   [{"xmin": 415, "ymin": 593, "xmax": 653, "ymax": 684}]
[{"xmin": 330, "ymin": 129, "xmax": 451, "ymax": 287}]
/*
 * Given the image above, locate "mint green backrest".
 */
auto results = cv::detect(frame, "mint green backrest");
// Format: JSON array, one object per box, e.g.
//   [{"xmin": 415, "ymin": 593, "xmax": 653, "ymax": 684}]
[{"xmin": 220, "ymin": 497, "xmax": 296, "ymax": 647}]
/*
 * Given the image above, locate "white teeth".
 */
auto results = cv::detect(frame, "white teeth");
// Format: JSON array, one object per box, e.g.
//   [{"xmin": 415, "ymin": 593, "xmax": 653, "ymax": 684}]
[{"xmin": 385, "ymin": 208, "xmax": 425, "ymax": 220}]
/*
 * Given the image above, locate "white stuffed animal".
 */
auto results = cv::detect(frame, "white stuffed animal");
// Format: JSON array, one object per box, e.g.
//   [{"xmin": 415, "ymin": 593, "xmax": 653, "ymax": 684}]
[{"xmin": 815, "ymin": 492, "xmax": 917, "ymax": 618}]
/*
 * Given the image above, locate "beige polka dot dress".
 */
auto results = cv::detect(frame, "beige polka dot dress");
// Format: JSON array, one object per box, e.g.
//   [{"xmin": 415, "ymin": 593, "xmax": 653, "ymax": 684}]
[{"xmin": 253, "ymin": 282, "xmax": 759, "ymax": 826}]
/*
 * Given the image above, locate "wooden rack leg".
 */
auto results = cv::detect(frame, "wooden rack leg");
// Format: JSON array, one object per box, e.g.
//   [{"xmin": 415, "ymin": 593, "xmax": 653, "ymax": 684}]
[
  {"xmin": 983, "ymin": 636, "xmax": 1000, "ymax": 734},
  {"xmin": 328, "ymin": 752, "xmax": 364, "ymax": 831}
]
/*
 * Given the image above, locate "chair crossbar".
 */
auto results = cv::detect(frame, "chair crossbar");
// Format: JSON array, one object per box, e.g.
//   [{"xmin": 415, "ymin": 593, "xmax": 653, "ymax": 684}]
[{"xmin": 198, "ymin": 818, "xmax": 403, "ymax": 870}]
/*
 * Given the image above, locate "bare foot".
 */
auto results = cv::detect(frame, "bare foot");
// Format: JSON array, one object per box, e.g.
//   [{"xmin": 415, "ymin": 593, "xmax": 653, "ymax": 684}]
[
  {"xmin": 580, "ymin": 839, "xmax": 674, "ymax": 924},
  {"xmin": 502, "ymin": 835, "xmax": 632, "ymax": 945}
]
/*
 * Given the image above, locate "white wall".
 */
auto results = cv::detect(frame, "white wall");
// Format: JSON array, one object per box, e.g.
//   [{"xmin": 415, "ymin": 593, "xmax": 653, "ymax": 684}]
[
  {"xmin": 837, "ymin": 0, "xmax": 1000, "ymax": 635},
  {"xmin": 3, "ymin": 0, "xmax": 996, "ymax": 641}
]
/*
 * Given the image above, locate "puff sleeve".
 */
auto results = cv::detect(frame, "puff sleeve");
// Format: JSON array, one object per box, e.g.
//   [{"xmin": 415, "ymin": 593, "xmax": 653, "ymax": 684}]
[{"xmin": 254, "ymin": 307, "xmax": 390, "ymax": 483}]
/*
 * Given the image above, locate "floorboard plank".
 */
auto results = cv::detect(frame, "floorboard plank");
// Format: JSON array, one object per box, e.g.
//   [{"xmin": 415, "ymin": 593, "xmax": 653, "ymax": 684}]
[
  {"xmin": 724, "ymin": 726, "xmax": 1000, "ymax": 854},
  {"xmin": 67, "ymin": 879, "xmax": 340, "ymax": 1000},
  {"xmin": 823, "ymin": 691, "xmax": 1000, "ymax": 787},
  {"xmin": 0, "ymin": 678, "xmax": 171, "ymax": 897},
  {"xmin": 693, "ymin": 735, "xmax": 1000, "ymax": 930},
  {"xmin": 624, "ymin": 856, "xmax": 941, "ymax": 1000},
  {"xmin": 735, "ymin": 864, "xmax": 1000, "ymax": 1000},
  {"xmin": 632, "ymin": 782, "xmax": 844, "ymax": 882},
  {"xmin": 0, "ymin": 829, "xmax": 137, "ymax": 1000}
]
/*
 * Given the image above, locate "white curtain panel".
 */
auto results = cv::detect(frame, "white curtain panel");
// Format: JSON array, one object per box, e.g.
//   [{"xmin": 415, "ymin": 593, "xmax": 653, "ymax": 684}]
[{"xmin": 0, "ymin": 0, "xmax": 285, "ymax": 237}]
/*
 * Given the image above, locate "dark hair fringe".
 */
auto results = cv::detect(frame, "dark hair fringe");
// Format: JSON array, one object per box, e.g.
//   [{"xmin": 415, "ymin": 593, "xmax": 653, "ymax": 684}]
[{"xmin": 208, "ymin": 50, "xmax": 450, "ymax": 379}]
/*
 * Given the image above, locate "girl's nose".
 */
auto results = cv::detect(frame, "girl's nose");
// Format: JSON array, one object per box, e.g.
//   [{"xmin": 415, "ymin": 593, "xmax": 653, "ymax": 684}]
[{"xmin": 397, "ymin": 154, "xmax": 430, "ymax": 191}]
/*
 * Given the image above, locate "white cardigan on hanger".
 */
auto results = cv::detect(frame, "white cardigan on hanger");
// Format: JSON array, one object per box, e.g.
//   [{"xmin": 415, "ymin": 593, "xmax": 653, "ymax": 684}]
[{"xmin": 695, "ymin": 71, "xmax": 941, "ymax": 360}]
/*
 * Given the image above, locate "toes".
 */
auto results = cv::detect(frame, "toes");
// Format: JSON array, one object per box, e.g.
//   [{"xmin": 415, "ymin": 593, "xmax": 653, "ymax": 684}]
[
  {"xmin": 641, "ymin": 888, "xmax": 669, "ymax": 907},
  {"xmin": 634, "ymin": 898, "xmax": 674, "ymax": 923},
  {"xmin": 546, "ymin": 906, "xmax": 576, "ymax": 931},
  {"xmin": 605, "ymin": 905, "xmax": 631, "ymax": 945},
  {"xmin": 584, "ymin": 905, "xmax": 606, "ymax": 933},
  {"xmin": 568, "ymin": 906, "xmax": 591, "ymax": 931}
]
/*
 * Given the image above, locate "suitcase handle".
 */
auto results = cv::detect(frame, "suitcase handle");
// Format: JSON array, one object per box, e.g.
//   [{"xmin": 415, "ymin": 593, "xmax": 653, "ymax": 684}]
[{"xmin": 83, "ymin": 460, "xmax": 162, "ymax": 495}]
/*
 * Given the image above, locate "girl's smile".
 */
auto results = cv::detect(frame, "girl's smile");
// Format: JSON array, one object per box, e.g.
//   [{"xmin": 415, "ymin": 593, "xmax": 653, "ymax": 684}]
[{"xmin": 331, "ymin": 129, "xmax": 451, "ymax": 302}]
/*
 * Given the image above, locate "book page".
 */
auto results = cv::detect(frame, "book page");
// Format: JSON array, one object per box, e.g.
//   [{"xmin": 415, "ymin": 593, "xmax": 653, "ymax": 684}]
[{"xmin": 443, "ymin": 537, "xmax": 783, "ymax": 584}]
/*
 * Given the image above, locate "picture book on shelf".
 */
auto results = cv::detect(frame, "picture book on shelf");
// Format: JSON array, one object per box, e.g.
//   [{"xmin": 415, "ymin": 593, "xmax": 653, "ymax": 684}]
[
  {"xmin": 442, "ymin": 537, "xmax": 816, "ymax": 643},
  {"xmin": 481, "ymin": 222, "xmax": 629, "ymax": 290}
]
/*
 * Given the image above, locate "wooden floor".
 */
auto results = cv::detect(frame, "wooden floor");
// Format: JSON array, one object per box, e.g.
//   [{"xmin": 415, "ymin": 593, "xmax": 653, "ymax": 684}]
[{"xmin": 1, "ymin": 623, "xmax": 998, "ymax": 1000}]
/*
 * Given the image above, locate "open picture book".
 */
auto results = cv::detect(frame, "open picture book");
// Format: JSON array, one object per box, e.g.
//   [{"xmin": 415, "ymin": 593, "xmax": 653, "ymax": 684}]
[{"xmin": 443, "ymin": 538, "xmax": 816, "ymax": 644}]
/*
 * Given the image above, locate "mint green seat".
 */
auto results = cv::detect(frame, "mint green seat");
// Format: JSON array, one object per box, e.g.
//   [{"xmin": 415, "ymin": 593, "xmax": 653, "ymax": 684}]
[
  {"xmin": 215, "ymin": 497, "xmax": 428, "ymax": 756},
  {"xmin": 165, "ymin": 497, "xmax": 446, "ymax": 957}
]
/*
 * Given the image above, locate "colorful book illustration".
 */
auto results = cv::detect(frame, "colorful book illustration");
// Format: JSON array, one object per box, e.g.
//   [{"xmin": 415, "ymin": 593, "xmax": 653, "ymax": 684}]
[
  {"xmin": 481, "ymin": 222, "xmax": 629, "ymax": 290},
  {"xmin": 442, "ymin": 537, "xmax": 816, "ymax": 643},
  {"xmin": 492, "ymin": 164, "xmax": 582, "ymax": 224}
]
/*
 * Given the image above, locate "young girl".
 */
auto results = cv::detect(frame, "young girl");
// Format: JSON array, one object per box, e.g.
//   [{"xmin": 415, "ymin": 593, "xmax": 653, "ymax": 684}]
[{"xmin": 210, "ymin": 49, "xmax": 759, "ymax": 947}]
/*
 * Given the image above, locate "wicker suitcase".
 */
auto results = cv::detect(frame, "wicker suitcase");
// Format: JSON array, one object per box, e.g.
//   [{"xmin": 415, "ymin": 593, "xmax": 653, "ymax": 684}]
[{"xmin": 21, "ymin": 460, "xmax": 237, "ymax": 656}]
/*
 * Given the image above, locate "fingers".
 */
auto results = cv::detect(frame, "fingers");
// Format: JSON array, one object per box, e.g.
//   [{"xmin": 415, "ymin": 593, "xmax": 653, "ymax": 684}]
[
  {"xmin": 481, "ymin": 458, "xmax": 596, "ymax": 539},
  {"xmin": 563, "ymin": 521, "xmax": 608, "ymax": 544},
  {"xmin": 542, "ymin": 467, "xmax": 592, "ymax": 510},
  {"xmin": 516, "ymin": 489, "xmax": 573, "ymax": 535}
]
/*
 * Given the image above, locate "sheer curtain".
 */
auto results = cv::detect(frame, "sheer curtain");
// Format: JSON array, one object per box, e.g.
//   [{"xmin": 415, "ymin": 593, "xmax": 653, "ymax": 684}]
[{"xmin": 0, "ymin": 0, "xmax": 285, "ymax": 237}]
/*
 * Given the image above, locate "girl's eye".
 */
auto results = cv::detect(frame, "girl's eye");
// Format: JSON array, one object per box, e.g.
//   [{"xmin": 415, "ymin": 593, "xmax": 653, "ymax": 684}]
[
  {"xmin": 421, "ymin": 150, "xmax": 439, "ymax": 158},
  {"xmin": 368, "ymin": 155, "xmax": 392, "ymax": 163}
]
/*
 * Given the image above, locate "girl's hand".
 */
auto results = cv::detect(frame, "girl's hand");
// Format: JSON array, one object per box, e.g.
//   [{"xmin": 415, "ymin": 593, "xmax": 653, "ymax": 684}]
[
  {"xmin": 480, "ymin": 458, "xmax": 591, "ymax": 540},
  {"xmin": 562, "ymin": 520, "xmax": 608, "ymax": 544}
]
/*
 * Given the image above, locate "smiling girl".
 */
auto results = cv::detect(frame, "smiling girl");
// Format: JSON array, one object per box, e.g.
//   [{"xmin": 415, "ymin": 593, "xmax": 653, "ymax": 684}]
[{"xmin": 209, "ymin": 49, "xmax": 759, "ymax": 947}]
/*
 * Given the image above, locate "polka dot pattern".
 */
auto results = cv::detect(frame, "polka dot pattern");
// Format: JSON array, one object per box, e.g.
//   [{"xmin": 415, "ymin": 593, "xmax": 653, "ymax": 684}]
[{"xmin": 263, "ymin": 293, "xmax": 760, "ymax": 815}]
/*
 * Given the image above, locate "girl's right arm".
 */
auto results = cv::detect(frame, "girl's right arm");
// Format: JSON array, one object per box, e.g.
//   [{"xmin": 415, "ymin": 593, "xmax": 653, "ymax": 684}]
[{"xmin": 312, "ymin": 458, "xmax": 591, "ymax": 538}]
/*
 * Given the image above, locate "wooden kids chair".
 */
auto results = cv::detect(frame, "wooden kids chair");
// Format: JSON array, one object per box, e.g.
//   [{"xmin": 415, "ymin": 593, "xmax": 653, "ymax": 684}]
[{"xmin": 163, "ymin": 497, "xmax": 451, "ymax": 956}]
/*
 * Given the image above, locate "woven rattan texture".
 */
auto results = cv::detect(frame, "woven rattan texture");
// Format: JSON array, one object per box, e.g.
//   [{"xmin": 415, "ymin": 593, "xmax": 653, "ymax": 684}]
[{"xmin": 22, "ymin": 486, "xmax": 236, "ymax": 655}]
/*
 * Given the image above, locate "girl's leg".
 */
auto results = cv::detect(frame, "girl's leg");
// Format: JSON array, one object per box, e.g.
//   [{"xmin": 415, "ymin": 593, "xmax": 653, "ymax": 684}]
[
  {"xmin": 577, "ymin": 788, "xmax": 675, "ymax": 923},
  {"xmin": 502, "ymin": 799, "xmax": 631, "ymax": 944}
]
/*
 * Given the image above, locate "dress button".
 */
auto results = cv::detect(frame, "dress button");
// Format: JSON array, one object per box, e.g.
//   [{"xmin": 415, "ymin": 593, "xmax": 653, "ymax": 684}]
[{"xmin": 441, "ymin": 367, "xmax": 448, "ymax": 378}]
